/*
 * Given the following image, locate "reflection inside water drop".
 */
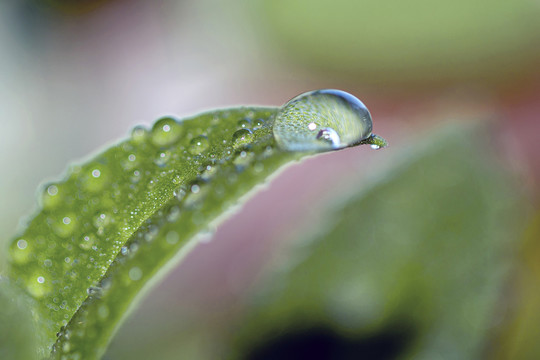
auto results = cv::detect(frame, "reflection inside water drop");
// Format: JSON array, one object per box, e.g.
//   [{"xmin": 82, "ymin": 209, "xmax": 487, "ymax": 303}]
[{"xmin": 273, "ymin": 89, "xmax": 374, "ymax": 152}]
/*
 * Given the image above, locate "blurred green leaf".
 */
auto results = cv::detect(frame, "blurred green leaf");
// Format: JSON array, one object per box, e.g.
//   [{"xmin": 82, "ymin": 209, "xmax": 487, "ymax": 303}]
[
  {"xmin": 227, "ymin": 124, "xmax": 524, "ymax": 359},
  {"xmin": 0, "ymin": 279, "xmax": 42, "ymax": 360},
  {"xmin": 253, "ymin": 0, "xmax": 540, "ymax": 85}
]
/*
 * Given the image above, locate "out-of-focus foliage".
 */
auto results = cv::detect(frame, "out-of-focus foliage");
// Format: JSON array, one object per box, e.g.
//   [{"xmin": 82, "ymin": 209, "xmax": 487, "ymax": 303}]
[
  {"xmin": 250, "ymin": 0, "xmax": 540, "ymax": 85},
  {"xmin": 231, "ymin": 124, "xmax": 522, "ymax": 359},
  {"xmin": 0, "ymin": 280, "xmax": 41, "ymax": 360},
  {"xmin": 496, "ymin": 213, "xmax": 540, "ymax": 359}
]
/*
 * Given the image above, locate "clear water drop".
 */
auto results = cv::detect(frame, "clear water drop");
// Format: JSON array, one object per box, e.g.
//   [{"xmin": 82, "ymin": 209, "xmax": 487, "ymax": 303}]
[
  {"xmin": 237, "ymin": 118, "xmax": 251, "ymax": 129},
  {"xmin": 131, "ymin": 126, "xmax": 149, "ymax": 144},
  {"xmin": 51, "ymin": 214, "xmax": 78, "ymax": 238},
  {"xmin": 42, "ymin": 183, "xmax": 62, "ymax": 210},
  {"xmin": 82, "ymin": 165, "xmax": 108, "ymax": 192},
  {"xmin": 150, "ymin": 117, "xmax": 182, "ymax": 147},
  {"xmin": 189, "ymin": 135, "xmax": 210, "ymax": 155},
  {"xmin": 253, "ymin": 118, "xmax": 265, "ymax": 130},
  {"xmin": 154, "ymin": 151, "xmax": 172, "ymax": 167},
  {"xmin": 232, "ymin": 129, "xmax": 254, "ymax": 148},
  {"xmin": 273, "ymin": 89, "xmax": 373, "ymax": 151}
]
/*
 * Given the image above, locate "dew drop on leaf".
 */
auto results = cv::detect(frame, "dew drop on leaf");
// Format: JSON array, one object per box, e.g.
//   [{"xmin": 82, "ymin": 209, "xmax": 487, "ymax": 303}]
[
  {"xmin": 9, "ymin": 238, "xmax": 31, "ymax": 264},
  {"xmin": 51, "ymin": 214, "xmax": 78, "ymax": 238},
  {"xmin": 237, "ymin": 118, "xmax": 251, "ymax": 129},
  {"xmin": 81, "ymin": 165, "xmax": 109, "ymax": 192},
  {"xmin": 253, "ymin": 118, "xmax": 265, "ymax": 130},
  {"xmin": 128, "ymin": 267, "xmax": 143, "ymax": 281},
  {"xmin": 150, "ymin": 116, "xmax": 182, "ymax": 147},
  {"xmin": 232, "ymin": 129, "xmax": 254, "ymax": 148},
  {"xmin": 188, "ymin": 135, "xmax": 210, "ymax": 155},
  {"xmin": 42, "ymin": 183, "xmax": 62, "ymax": 210},
  {"xmin": 130, "ymin": 126, "xmax": 149, "ymax": 144},
  {"xmin": 272, "ymin": 89, "xmax": 373, "ymax": 151}
]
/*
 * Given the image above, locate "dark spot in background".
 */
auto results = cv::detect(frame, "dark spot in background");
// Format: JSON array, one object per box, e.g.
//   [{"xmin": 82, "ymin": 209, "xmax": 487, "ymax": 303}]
[{"xmin": 245, "ymin": 325, "xmax": 415, "ymax": 360}]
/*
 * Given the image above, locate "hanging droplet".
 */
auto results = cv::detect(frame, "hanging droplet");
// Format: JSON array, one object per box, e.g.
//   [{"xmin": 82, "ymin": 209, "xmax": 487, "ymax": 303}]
[
  {"xmin": 232, "ymin": 129, "xmax": 254, "ymax": 148},
  {"xmin": 150, "ymin": 117, "xmax": 182, "ymax": 147},
  {"xmin": 188, "ymin": 135, "xmax": 210, "ymax": 155},
  {"xmin": 273, "ymin": 89, "xmax": 374, "ymax": 151}
]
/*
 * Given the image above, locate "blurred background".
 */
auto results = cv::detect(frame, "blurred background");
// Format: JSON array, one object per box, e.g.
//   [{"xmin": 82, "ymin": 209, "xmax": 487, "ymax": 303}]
[{"xmin": 1, "ymin": 0, "xmax": 539, "ymax": 359}]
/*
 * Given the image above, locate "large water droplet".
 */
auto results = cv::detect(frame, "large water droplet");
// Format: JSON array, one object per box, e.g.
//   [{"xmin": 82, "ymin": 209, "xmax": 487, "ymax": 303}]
[
  {"xmin": 273, "ymin": 89, "xmax": 373, "ymax": 151},
  {"xmin": 150, "ymin": 117, "xmax": 182, "ymax": 147},
  {"xmin": 189, "ymin": 135, "xmax": 210, "ymax": 155}
]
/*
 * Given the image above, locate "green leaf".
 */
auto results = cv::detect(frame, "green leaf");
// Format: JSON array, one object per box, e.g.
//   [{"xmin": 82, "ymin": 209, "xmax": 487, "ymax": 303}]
[{"xmin": 5, "ymin": 90, "xmax": 384, "ymax": 359}]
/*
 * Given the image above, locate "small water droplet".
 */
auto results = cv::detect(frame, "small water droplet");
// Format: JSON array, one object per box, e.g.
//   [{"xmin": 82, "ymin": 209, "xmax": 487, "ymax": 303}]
[
  {"xmin": 26, "ymin": 272, "xmax": 52, "ymax": 298},
  {"xmin": 233, "ymin": 150, "xmax": 255, "ymax": 169},
  {"xmin": 237, "ymin": 118, "xmax": 251, "ymax": 129},
  {"xmin": 370, "ymin": 144, "xmax": 380, "ymax": 150},
  {"xmin": 154, "ymin": 150, "xmax": 172, "ymax": 167},
  {"xmin": 80, "ymin": 234, "xmax": 95, "ymax": 250},
  {"xmin": 166, "ymin": 230, "xmax": 179, "ymax": 244},
  {"xmin": 17, "ymin": 239, "xmax": 27, "ymax": 250},
  {"xmin": 52, "ymin": 214, "xmax": 78, "ymax": 238},
  {"xmin": 200, "ymin": 165, "xmax": 218, "ymax": 181},
  {"xmin": 253, "ymin": 118, "xmax": 265, "ymax": 130},
  {"xmin": 129, "ymin": 267, "xmax": 143, "ymax": 281},
  {"xmin": 174, "ymin": 186, "xmax": 187, "ymax": 201},
  {"xmin": 189, "ymin": 135, "xmax": 210, "ymax": 155},
  {"xmin": 42, "ymin": 183, "xmax": 62, "ymax": 210},
  {"xmin": 273, "ymin": 89, "xmax": 373, "ymax": 151},
  {"xmin": 82, "ymin": 165, "xmax": 108, "ymax": 192},
  {"xmin": 120, "ymin": 246, "xmax": 128, "ymax": 256},
  {"xmin": 232, "ymin": 129, "xmax": 254, "ymax": 148},
  {"xmin": 131, "ymin": 126, "xmax": 149, "ymax": 144},
  {"xmin": 191, "ymin": 184, "xmax": 200, "ymax": 194},
  {"xmin": 151, "ymin": 117, "xmax": 182, "ymax": 147},
  {"xmin": 87, "ymin": 286, "xmax": 103, "ymax": 297}
]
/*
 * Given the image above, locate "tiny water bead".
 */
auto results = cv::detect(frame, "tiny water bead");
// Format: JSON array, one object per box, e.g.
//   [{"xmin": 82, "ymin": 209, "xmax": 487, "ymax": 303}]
[
  {"xmin": 130, "ymin": 126, "xmax": 149, "ymax": 144},
  {"xmin": 188, "ymin": 135, "xmax": 210, "ymax": 155},
  {"xmin": 232, "ymin": 129, "xmax": 254, "ymax": 148},
  {"xmin": 42, "ymin": 183, "xmax": 62, "ymax": 210},
  {"xmin": 237, "ymin": 118, "xmax": 251, "ymax": 129},
  {"xmin": 273, "ymin": 89, "xmax": 375, "ymax": 151},
  {"xmin": 150, "ymin": 116, "xmax": 182, "ymax": 147}
]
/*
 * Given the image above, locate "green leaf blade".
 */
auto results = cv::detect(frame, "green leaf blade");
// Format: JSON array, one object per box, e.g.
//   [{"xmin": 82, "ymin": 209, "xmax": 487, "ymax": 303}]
[{"xmin": 7, "ymin": 106, "xmax": 304, "ymax": 358}]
